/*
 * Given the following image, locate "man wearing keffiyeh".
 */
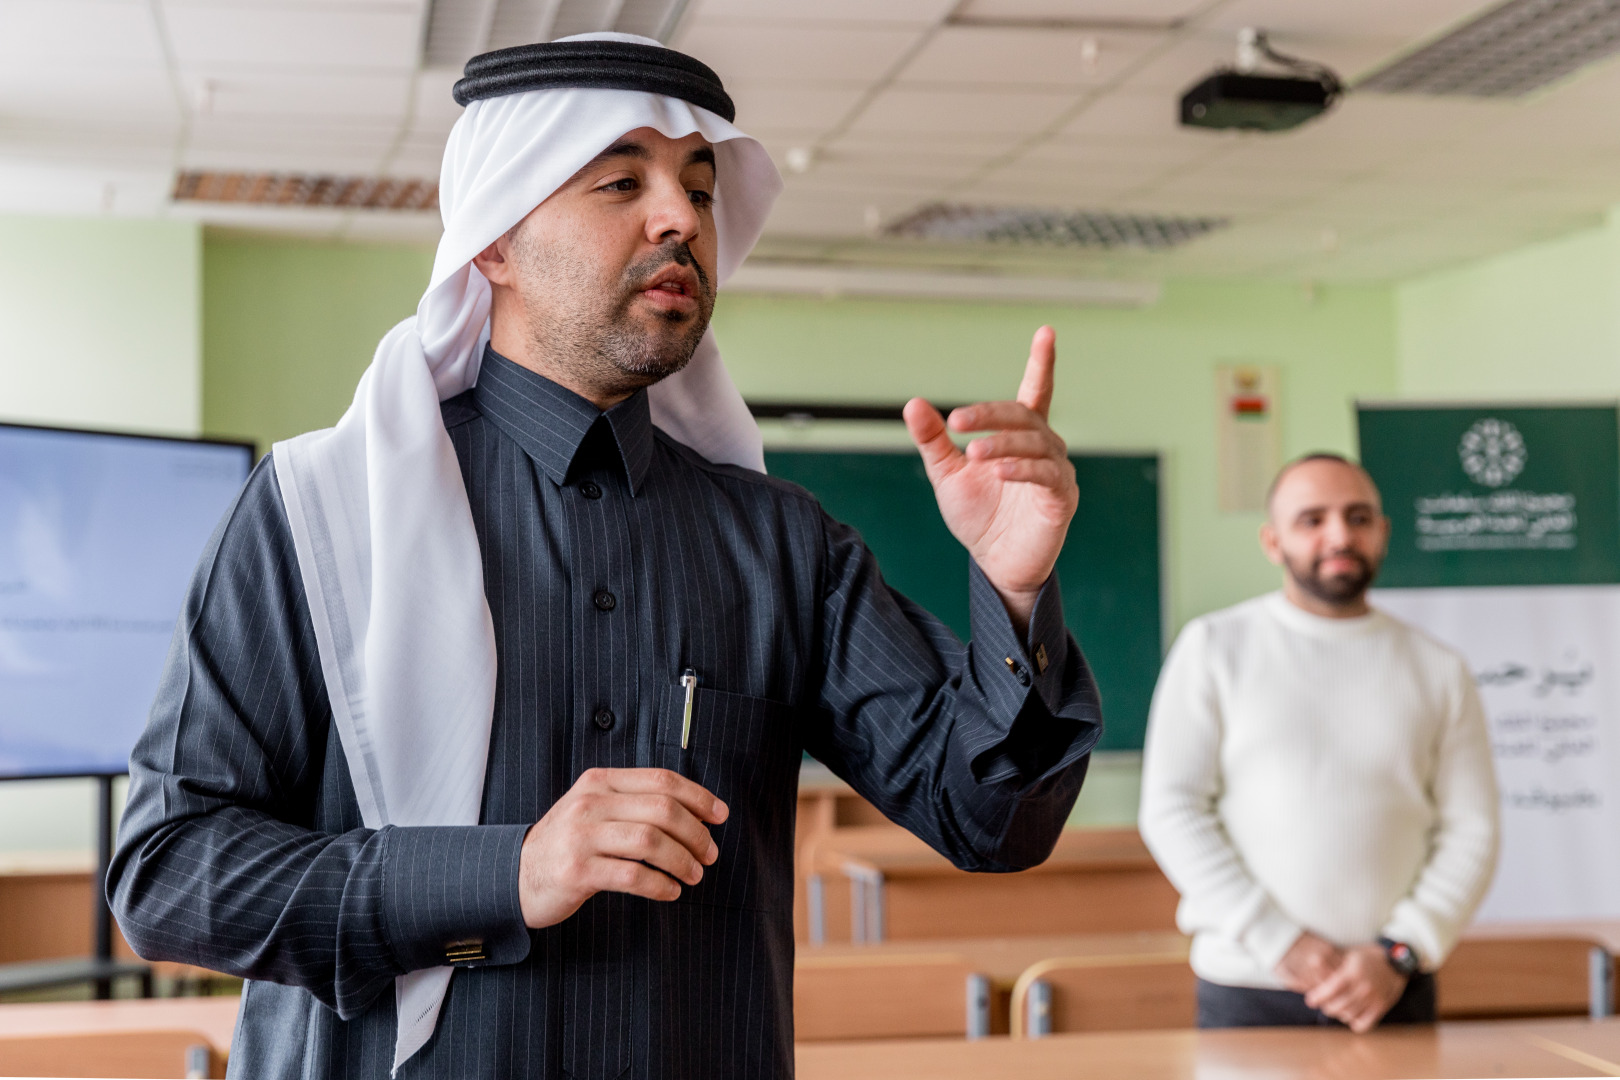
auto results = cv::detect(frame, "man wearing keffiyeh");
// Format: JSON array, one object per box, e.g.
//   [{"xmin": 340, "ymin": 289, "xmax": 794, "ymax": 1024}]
[{"xmin": 110, "ymin": 33, "xmax": 1102, "ymax": 1079}]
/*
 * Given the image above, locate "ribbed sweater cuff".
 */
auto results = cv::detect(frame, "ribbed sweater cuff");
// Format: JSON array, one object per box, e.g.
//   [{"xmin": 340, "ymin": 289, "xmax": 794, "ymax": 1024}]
[{"xmin": 1238, "ymin": 901, "xmax": 1302, "ymax": 974}]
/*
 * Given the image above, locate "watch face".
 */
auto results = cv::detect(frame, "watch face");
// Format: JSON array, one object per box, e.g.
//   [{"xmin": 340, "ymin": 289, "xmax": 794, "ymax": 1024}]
[{"xmin": 1386, "ymin": 941, "xmax": 1418, "ymax": 975}]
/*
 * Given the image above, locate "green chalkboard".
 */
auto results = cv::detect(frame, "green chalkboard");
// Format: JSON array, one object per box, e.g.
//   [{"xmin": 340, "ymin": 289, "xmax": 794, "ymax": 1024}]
[{"xmin": 764, "ymin": 450, "xmax": 1163, "ymax": 751}]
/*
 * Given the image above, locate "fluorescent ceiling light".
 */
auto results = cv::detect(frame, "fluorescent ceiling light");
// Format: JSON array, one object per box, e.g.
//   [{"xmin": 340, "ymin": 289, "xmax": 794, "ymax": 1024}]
[
  {"xmin": 727, "ymin": 262, "xmax": 1161, "ymax": 307},
  {"xmin": 424, "ymin": 0, "xmax": 691, "ymax": 68},
  {"xmin": 885, "ymin": 204, "xmax": 1229, "ymax": 250},
  {"xmin": 1360, "ymin": 0, "xmax": 1620, "ymax": 98},
  {"xmin": 173, "ymin": 172, "xmax": 439, "ymax": 211}
]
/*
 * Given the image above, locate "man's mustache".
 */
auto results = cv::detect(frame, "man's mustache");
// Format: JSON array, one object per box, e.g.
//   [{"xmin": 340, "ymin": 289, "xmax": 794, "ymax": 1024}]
[
  {"xmin": 1313, "ymin": 549, "xmax": 1372, "ymax": 576},
  {"xmin": 625, "ymin": 242, "xmax": 712, "ymax": 297}
]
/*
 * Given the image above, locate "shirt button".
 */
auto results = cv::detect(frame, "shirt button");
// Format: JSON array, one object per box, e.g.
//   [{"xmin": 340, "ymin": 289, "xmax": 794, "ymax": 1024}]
[
  {"xmin": 1005, "ymin": 656, "xmax": 1031, "ymax": 687},
  {"xmin": 580, "ymin": 480, "xmax": 603, "ymax": 500},
  {"xmin": 593, "ymin": 588, "xmax": 617, "ymax": 612},
  {"xmin": 593, "ymin": 707, "xmax": 616, "ymax": 732}
]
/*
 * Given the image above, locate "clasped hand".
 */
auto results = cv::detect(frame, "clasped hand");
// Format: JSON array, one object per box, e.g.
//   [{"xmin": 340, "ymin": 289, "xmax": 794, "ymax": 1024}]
[
  {"xmin": 1277, "ymin": 932, "xmax": 1408, "ymax": 1033},
  {"xmin": 903, "ymin": 326, "xmax": 1078, "ymax": 633},
  {"xmin": 518, "ymin": 768, "xmax": 728, "ymax": 929}
]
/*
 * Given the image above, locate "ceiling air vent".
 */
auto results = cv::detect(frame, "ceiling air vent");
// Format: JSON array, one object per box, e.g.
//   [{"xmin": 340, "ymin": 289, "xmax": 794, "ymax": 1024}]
[
  {"xmin": 1360, "ymin": 0, "xmax": 1620, "ymax": 98},
  {"xmin": 884, "ymin": 204, "xmax": 1229, "ymax": 250},
  {"xmin": 172, "ymin": 172, "xmax": 439, "ymax": 211},
  {"xmin": 424, "ymin": 0, "xmax": 691, "ymax": 70}
]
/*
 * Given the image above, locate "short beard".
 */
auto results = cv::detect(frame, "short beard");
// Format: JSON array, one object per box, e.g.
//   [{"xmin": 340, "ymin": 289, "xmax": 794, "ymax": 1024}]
[
  {"xmin": 597, "ymin": 243, "xmax": 714, "ymax": 381},
  {"xmin": 512, "ymin": 230, "xmax": 715, "ymax": 400},
  {"xmin": 1283, "ymin": 549, "xmax": 1379, "ymax": 607}
]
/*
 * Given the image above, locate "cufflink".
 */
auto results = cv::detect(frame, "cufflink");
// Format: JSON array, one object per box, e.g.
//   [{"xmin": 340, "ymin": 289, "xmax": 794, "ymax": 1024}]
[
  {"xmin": 444, "ymin": 939, "xmax": 488, "ymax": 965},
  {"xmin": 1034, "ymin": 642, "xmax": 1049, "ymax": 675}
]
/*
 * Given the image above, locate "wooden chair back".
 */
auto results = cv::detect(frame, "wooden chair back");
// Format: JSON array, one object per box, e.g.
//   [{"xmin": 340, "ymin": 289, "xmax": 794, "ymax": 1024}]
[
  {"xmin": 1438, "ymin": 936, "xmax": 1609, "ymax": 1019},
  {"xmin": 1010, "ymin": 952, "xmax": 1195, "ymax": 1037},
  {"xmin": 0, "ymin": 1028, "xmax": 221, "ymax": 1078},
  {"xmin": 794, "ymin": 952, "xmax": 985, "ymax": 1041}
]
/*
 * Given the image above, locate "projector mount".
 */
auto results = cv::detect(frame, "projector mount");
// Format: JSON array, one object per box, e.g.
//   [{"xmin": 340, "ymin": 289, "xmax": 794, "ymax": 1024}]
[
  {"xmin": 1179, "ymin": 28, "xmax": 1343, "ymax": 132},
  {"xmin": 1235, "ymin": 28, "xmax": 1343, "ymax": 98}
]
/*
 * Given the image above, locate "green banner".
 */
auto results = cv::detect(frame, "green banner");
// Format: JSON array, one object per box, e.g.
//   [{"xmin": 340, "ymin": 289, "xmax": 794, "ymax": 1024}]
[{"xmin": 1357, "ymin": 405, "xmax": 1620, "ymax": 587}]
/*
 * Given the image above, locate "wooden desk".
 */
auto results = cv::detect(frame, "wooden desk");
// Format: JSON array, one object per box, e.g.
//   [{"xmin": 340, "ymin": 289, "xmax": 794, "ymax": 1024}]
[
  {"xmin": 796, "ymin": 1016, "xmax": 1620, "ymax": 1079},
  {"xmin": 805, "ymin": 931, "xmax": 1189, "ymax": 1035},
  {"xmin": 0, "ymin": 996, "xmax": 240, "ymax": 1049},
  {"xmin": 805, "ymin": 931, "xmax": 1189, "ymax": 988},
  {"xmin": 803, "ymin": 826, "xmax": 1179, "ymax": 943}
]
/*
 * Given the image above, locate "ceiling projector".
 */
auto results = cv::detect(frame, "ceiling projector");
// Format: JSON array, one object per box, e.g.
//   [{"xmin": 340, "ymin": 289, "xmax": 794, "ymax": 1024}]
[{"xmin": 1180, "ymin": 29, "xmax": 1342, "ymax": 132}]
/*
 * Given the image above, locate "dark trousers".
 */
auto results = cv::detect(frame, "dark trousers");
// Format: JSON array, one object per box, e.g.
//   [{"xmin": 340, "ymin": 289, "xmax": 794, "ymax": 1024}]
[{"xmin": 1196, "ymin": 973, "xmax": 1437, "ymax": 1029}]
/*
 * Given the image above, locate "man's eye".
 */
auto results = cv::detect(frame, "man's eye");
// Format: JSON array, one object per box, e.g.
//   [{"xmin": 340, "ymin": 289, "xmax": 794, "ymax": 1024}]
[
  {"xmin": 689, "ymin": 189, "xmax": 714, "ymax": 208},
  {"xmin": 602, "ymin": 178, "xmax": 637, "ymax": 192}
]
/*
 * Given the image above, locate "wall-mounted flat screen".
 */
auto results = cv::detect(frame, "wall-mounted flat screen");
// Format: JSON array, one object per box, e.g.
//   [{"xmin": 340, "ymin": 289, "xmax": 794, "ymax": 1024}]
[{"xmin": 0, "ymin": 423, "xmax": 253, "ymax": 778}]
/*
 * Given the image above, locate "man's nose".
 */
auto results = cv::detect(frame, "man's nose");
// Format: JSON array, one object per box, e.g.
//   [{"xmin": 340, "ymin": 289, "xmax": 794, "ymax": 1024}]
[{"xmin": 646, "ymin": 176, "xmax": 701, "ymax": 245}]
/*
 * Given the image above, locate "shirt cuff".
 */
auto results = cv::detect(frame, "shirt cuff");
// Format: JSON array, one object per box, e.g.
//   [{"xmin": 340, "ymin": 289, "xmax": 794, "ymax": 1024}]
[
  {"xmin": 1381, "ymin": 901, "xmax": 1447, "ymax": 972},
  {"xmin": 963, "ymin": 562, "xmax": 1100, "ymax": 786},
  {"xmin": 381, "ymin": 824, "xmax": 532, "ymax": 973},
  {"xmin": 967, "ymin": 561, "xmax": 1068, "ymax": 718}
]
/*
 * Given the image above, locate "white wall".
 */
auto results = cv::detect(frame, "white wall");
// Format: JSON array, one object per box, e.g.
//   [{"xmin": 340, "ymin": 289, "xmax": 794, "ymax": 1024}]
[{"xmin": 0, "ymin": 215, "xmax": 201, "ymax": 858}]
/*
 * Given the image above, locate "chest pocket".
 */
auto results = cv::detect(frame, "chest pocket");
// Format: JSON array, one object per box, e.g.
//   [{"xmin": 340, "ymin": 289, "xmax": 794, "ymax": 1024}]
[{"xmin": 654, "ymin": 683, "xmax": 799, "ymax": 912}]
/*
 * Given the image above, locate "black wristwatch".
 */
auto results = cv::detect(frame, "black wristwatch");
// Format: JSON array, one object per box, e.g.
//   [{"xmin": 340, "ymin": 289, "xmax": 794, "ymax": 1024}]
[{"xmin": 1377, "ymin": 936, "xmax": 1421, "ymax": 977}]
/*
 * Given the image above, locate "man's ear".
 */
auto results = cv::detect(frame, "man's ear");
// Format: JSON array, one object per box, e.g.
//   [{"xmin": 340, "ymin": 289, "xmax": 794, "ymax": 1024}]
[
  {"xmin": 1259, "ymin": 521, "xmax": 1284, "ymax": 567},
  {"xmin": 472, "ymin": 233, "xmax": 515, "ymax": 287}
]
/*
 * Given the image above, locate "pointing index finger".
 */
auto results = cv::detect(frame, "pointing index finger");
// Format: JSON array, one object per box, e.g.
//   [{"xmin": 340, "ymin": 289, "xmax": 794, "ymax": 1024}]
[{"xmin": 1017, "ymin": 325, "xmax": 1056, "ymax": 421}]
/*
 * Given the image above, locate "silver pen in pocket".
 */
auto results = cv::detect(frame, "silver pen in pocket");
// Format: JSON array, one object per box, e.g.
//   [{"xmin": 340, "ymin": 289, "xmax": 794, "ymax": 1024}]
[{"xmin": 679, "ymin": 668, "xmax": 699, "ymax": 750}]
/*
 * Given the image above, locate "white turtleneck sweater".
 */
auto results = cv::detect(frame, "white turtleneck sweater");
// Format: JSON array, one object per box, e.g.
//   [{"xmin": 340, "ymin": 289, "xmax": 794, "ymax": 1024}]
[{"xmin": 1139, "ymin": 592, "xmax": 1499, "ymax": 989}]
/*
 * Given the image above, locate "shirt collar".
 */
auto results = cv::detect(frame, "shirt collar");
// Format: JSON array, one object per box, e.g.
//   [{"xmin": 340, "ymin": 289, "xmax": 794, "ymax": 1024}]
[{"xmin": 472, "ymin": 345, "xmax": 654, "ymax": 495}]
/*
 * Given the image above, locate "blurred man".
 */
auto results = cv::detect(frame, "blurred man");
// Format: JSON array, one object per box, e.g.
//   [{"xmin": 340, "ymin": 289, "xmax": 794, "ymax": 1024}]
[{"xmin": 1141, "ymin": 452, "xmax": 1498, "ymax": 1031}]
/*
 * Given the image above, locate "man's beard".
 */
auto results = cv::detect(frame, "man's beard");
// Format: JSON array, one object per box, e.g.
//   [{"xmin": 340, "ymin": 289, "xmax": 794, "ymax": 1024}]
[
  {"xmin": 598, "ymin": 243, "xmax": 714, "ymax": 380},
  {"xmin": 1284, "ymin": 548, "xmax": 1379, "ymax": 606},
  {"xmin": 517, "ymin": 235, "xmax": 715, "ymax": 397}
]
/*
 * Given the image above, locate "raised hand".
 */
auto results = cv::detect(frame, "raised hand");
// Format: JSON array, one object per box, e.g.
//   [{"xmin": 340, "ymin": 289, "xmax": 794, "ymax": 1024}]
[{"xmin": 902, "ymin": 326, "xmax": 1078, "ymax": 631}]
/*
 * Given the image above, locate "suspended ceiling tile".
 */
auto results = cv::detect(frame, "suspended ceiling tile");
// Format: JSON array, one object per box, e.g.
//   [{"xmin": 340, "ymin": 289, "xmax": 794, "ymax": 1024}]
[
  {"xmin": 1020, "ymin": 133, "xmax": 1217, "ymax": 171},
  {"xmin": 676, "ymin": 22, "xmax": 924, "ymax": 83},
  {"xmin": 1212, "ymin": 0, "xmax": 1524, "ymax": 56},
  {"xmin": 413, "ymin": 69, "xmax": 468, "ymax": 127},
  {"xmin": 897, "ymin": 25, "xmax": 1159, "ymax": 88},
  {"xmin": 813, "ymin": 146, "xmax": 1010, "ymax": 183},
  {"xmin": 0, "ymin": 66, "xmax": 178, "ymax": 122},
  {"xmin": 729, "ymin": 83, "xmax": 869, "ymax": 132},
  {"xmin": 1060, "ymin": 90, "xmax": 1190, "ymax": 140},
  {"xmin": 952, "ymin": 170, "xmax": 1150, "ymax": 208},
  {"xmin": 0, "ymin": 159, "xmax": 172, "ymax": 217},
  {"xmin": 182, "ymin": 73, "xmax": 414, "ymax": 121},
  {"xmin": 846, "ymin": 87, "xmax": 1076, "ymax": 137},
  {"xmin": 685, "ymin": 0, "xmax": 957, "ymax": 25},
  {"xmin": 162, "ymin": 2, "xmax": 424, "ymax": 71},
  {"xmin": 953, "ymin": 0, "xmax": 1207, "ymax": 23},
  {"xmin": 0, "ymin": 1, "xmax": 166, "ymax": 66}
]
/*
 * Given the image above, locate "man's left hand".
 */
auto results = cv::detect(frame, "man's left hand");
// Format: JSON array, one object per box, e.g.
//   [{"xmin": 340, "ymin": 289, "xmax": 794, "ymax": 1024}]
[
  {"xmin": 903, "ymin": 326, "xmax": 1078, "ymax": 633},
  {"xmin": 1304, "ymin": 943, "xmax": 1408, "ymax": 1033}
]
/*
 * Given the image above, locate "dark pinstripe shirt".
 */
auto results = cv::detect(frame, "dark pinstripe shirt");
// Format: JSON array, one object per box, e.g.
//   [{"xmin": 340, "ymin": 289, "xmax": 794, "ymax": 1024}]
[{"xmin": 110, "ymin": 349, "xmax": 1101, "ymax": 1080}]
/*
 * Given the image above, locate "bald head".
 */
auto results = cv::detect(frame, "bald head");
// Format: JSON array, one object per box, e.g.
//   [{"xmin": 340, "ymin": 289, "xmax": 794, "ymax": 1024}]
[
  {"xmin": 1265, "ymin": 452, "xmax": 1379, "ymax": 519},
  {"xmin": 1260, "ymin": 453, "xmax": 1389, "ymax": 616}
]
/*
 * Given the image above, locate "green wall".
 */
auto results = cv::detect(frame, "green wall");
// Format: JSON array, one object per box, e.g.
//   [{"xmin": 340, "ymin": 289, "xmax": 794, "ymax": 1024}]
[
  {"xmin": 203, "ymin": 234, "xmax": 434, "ymax": 454},
  {"xmin": 0, "ymin": 216, "xmax": 200, "ymax": 437},
  {"xmin": 1398, "ymin": 209, "xmax": 1620, "ymax": 400}
]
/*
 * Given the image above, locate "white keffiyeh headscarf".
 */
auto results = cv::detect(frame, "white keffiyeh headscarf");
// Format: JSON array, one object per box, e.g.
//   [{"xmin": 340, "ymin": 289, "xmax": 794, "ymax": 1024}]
[{"xmin": 269, "ymin": 32, "xmax": 781, "ymax": 1071}]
